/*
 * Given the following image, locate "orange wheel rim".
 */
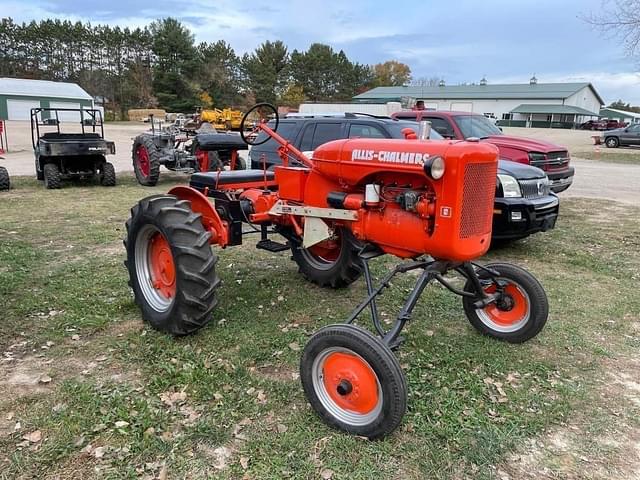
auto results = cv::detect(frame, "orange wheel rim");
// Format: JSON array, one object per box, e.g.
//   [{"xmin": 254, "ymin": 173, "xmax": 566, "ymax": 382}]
[
  {"xmin": 322, "ymin": 351, "xmax": 379, "ymax": 414},
  {"xmin": 483, "ymin": 283, "xmax": 529, "ymax": 326},
  {"xmin": 148, "ymin": 232, "xmax": 176, "ymax": 299},
  {"xmin": 308, "ymin": 238, "xmax": 340, "ymax": 262}
]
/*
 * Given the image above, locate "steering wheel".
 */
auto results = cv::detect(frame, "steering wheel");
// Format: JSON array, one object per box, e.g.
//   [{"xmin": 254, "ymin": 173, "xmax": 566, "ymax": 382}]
[{"xmin": 240, "ymin": 103, "xmax": 279, "ymax": 146}]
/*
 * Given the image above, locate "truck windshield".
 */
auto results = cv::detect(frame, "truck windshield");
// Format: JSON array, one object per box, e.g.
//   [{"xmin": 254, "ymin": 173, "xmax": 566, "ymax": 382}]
[
  {"xmin": 386, "ymin": 121, "xmax": 443, "ymax": 140},
  {"xmin": 453, "ymin": 115, "xmax": 502, "ymax": 139}
]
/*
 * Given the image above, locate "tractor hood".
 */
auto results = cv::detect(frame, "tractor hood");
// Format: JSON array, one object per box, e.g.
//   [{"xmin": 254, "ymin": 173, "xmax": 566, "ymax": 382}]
[
  {"xmin": 497, "ymin": 159, "xmax": 545, "ymax": 180},
  {"xmin": 483, "ymin": 135, "xmax": 567, "ymax": 153}
]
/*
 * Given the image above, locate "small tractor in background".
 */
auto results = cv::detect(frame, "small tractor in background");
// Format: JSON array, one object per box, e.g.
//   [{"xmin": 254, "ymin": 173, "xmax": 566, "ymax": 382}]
[
  {"xmin": 125, "ymin": 103, "xmax": 549, "ymax": 439},
  {"xmin": 132, "ymin": 115, "xmax": 247, "ymax": 187},
  {"xmin": 199, "ymin": 107, "xmax": 244, "ymax": 131}
]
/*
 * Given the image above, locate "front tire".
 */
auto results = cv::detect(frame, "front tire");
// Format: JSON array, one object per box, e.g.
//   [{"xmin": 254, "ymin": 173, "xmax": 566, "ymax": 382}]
[
  {"xmin": 291, "ymin": 227, "xmax": 362, "ymax": 288},
  {"xmin": 124, "ymin": 195, "xmax": 221, "ymax": 335},
  {"xmin": 0, "ymin": 166, "xmax": 9, "ymax": 191},
  {"xmin": 462, "ymin": 263, "xmax": 548, "ymax": 343},
  {"xmin": 43, "ymin": 163, "xmax": 62, "ymax": 189},
  {"xmin": 300, "ymin": 324, "xmax": 407, "ymax": 439},
  {"xmin": 605, "ymin": 137, "xmax": 619, "ymax": 148},
  {"xmin": 132, "ymin": 135, "xmax": 161, "ymax": 186}
]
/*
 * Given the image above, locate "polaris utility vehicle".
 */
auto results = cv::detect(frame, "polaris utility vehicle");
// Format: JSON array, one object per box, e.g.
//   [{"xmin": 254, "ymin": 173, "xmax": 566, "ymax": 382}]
[
  {"xmin": 132, "ymin": 117, "xmax": 247, "ymax": 187},
  {"xmin": 31, "ymin": 108, "xmax": 116, "ymax": 189},
  {"xmin": 250, "ymin": 113, "xmax": 558, "ymax": 242},
  {"xmin": 125, "ymin": 104, "xmax": 549, "ymax": 439}
]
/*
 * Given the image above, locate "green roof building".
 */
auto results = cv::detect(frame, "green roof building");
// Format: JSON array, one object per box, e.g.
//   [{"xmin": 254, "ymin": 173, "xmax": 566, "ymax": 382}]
[{"xmin": 353, "ymin": 78, "xmax": 604, "ymax": 128}]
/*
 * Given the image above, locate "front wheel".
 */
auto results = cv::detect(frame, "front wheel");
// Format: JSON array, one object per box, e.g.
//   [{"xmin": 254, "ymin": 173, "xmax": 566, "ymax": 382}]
[
  {"xmin": 300, "ymin": 324, "xmax": 407, "ymax": 439},
  {"xmin": 132, "ymin": 135, "xmax": 161, "ymax": 186},
  {"xmin": 0, "ymin": 166, "xmax": 9, "ymax": 191},
  {"xmin": 124, "ymin": 195, "xmax": 221, "ymax": 335},
  {"xmin": 43, "ymin": 163, "xmax": 62, "ymax": 189},
  {"xmin": 462, "ymin": 263, "xmax": 548, "ymax": 343},
  {"xmin": 605, "ymin": 137, "xmax": 619, "ymax": 148},
  {"xmin": 100, "ymin": 161, "xmax": 116, "ymax": 186}
]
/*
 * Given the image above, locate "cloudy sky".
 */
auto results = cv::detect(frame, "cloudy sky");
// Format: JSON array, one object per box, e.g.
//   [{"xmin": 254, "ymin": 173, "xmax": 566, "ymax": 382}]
[{"xmin": 4, "ymin": 0, "xmax": 639, "ymax": 103}]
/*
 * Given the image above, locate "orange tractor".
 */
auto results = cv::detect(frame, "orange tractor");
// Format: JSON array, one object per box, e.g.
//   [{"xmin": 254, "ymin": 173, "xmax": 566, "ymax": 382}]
[{"xmin": 125, "ymin": 104, "xmax": 548, "ymax": 439}]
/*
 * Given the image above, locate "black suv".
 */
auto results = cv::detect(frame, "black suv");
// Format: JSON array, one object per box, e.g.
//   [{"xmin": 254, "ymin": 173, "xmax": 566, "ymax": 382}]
[{"xmin": 249, "ymin": 114, "xmax": 559, "ymax": 242}]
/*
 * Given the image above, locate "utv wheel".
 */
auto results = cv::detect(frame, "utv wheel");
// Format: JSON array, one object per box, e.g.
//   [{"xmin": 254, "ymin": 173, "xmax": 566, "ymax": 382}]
[
  {"xmin": 124, "ymin": 195, "xmax": 221, "ymax": 335},
  {"xmin": 0, "ymin": 166, "xmax": 9, "ymax": 191},
  {"xmin": 462, "ymin": 263, "xmax": 548, "ymax": 343},
  {"xmin": 132, "ymin": 135, "xmax": 161, "ymax": 186},
  {"xmin": 291, "ymin": 227, "xmax": 362, "ymax": 288},
  {"xmin": 100, "ymin": 162, "xmax": 116, "ymax": 186},
  {"xmin": 43, "ymin": 163, "xmax": 62, "ymax": 189},
  {"xmin": 605, "ymin": 137, "xmax": 619, "ymax": 148},
  {"xmin": 300, "ymin": 324, "xmax": 407, "ymax": 439}
]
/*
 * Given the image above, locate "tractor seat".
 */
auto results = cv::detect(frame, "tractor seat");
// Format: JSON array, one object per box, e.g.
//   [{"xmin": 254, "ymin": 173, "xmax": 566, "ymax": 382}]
[{"xmin": 190, "ymin": 169, "xmax": 275, "ymax": 189}]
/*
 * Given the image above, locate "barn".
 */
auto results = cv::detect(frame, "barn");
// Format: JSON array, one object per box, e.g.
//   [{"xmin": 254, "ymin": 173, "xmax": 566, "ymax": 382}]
[
  {"xmin": 0, "ymin": 77, "xmax": 93, "ymax": 121},
  {"xmin": 353, "ymin": 78, "xmax": 604, "ymax": 128}
]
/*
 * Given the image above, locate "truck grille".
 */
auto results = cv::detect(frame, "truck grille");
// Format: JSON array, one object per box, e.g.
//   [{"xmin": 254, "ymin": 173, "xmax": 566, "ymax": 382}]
[
  {"xmin": 519, "ymin": 178, "xmax": 550, "ymax": 199},
  {"xmin": 460, "ymin": 162, "xmax": 498, "ymax": 239},
  {"xmin": 530, "ymin": 151, "xmax": 570, "ymax": 170}
]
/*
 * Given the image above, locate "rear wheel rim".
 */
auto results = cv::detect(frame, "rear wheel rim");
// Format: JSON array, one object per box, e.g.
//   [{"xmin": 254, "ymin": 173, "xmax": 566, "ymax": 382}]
[
  {"xmin": 135, "ymin": 225, "xmax": 175, "ymax": 312},
  {"xmin": 312, "ymin": 347, "xmax": 382, "ymax": 426},
  {"xmin": 476, "ymin": 280, "xmax": 530, "ymax": 333},
  {"xmin": 301, "ymin": 233, "xmax": 341, "ymax": 271},
  {"xmin": 136, "ymin": 145, "xmax": 150, "ymax": 177}
]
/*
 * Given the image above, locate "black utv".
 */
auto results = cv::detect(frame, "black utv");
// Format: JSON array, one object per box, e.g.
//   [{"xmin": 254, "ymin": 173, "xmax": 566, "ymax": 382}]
[{"xmin": 31, "ymin": 108, "xmax": 116, "ymax": 189}]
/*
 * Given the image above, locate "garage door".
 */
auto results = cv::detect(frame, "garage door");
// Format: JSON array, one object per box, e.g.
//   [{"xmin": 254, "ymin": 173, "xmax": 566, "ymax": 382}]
[
  {"xmin": 50, "ymin": 102, "xmax": 82, "ymax": 122},
  {"xmin": 450, "ymin": 102, "xmax": 473, "ymax": 112},
  {"xmin": 7, "ymin": 99, "xmax": 41, "ymax": 120}
]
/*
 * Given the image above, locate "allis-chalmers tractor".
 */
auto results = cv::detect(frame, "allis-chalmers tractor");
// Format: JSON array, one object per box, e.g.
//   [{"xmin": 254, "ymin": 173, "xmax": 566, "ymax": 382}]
[{"xmin": 125, "ymin": 103, "xmax": 548, "ymax": 439}]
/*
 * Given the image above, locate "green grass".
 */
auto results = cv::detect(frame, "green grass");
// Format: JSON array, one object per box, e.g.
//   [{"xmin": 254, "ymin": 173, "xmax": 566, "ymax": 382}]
[
  {"xmin": 573, "ymin": 148, "xmax": 640, "ymax": 164},
  {"xmin": 0, "ymin": 174, "xmax": 639, "ymax": 479}
]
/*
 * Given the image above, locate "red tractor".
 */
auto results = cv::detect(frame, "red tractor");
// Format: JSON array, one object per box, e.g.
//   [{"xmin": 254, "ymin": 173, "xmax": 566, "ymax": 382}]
[{"xmin": 125, "ymin": 104, "xmax": 548, "ymax": 439}]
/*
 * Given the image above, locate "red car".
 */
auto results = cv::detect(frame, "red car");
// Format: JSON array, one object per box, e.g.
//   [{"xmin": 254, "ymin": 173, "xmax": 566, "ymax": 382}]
[{"xmin": 393, "ymin": 110, "xmax": 574, "ymax": 192}]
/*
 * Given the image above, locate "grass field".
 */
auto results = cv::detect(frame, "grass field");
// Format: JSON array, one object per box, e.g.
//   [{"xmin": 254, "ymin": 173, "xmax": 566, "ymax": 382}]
[
  {"xmin": 573, "ymin": 148, "xmax": 640, "ymax": 165},
  {"xmin": 1, "ymin": 175, "xmax": 639, "ymax": 479}
]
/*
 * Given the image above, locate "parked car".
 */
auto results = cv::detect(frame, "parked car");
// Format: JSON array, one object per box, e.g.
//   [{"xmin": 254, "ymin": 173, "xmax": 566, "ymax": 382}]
[
  {"xmin": 601, "ymin": 123, "xmax": 640, "ymax": 148},
  {"xmin": 392, "ymin": 110, "xmax": 574, "ymax": 193},
  {"xmin": 249, "ymin": 114, "xmax": 559, "ymax": 242},
  {"xmin": 581, "ymin": 119, "xmax": 627, "ymax": 130}
]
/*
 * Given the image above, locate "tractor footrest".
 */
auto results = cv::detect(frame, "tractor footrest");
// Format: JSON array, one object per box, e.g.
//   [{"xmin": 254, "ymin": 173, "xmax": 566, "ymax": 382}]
[{"xmin": 256, "ymin": 239, "xmax": 289, "ymax": 253}]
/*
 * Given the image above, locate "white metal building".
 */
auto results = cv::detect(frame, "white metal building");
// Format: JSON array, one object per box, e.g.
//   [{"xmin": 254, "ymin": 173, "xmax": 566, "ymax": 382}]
[
  {"xmin": 353, "ymin": 78, "xmax": 604, "ymax": 128},
  {"xmin": 0, "ymin": 77, "xmax": 94, "ymax": 121}
]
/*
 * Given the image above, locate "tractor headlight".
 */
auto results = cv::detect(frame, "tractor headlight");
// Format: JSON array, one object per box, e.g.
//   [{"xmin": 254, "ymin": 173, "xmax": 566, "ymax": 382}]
[
  {"xmin": 424, "ymin": 155, "xmax": 445, "ymax": 180},
  {"xmin": 497, "ymin": 174, "xmax": 522, "ymax": 198}
]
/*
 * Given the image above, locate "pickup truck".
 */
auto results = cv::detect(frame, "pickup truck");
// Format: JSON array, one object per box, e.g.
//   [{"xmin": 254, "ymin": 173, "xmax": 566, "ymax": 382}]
[{"xmin": 392, "ymin": 110, "xmax": 574, "ymax": 193}]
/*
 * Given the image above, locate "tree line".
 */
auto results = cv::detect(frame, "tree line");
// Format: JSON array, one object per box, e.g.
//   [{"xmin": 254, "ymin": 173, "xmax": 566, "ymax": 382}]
[{"xmin": 0, "ymin": 17, "xmax": 412, "ymax": 118}]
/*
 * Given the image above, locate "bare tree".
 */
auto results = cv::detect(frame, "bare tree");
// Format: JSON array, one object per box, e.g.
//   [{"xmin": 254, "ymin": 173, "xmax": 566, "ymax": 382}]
[
  {"xmin": 584, "ymin": 0, "xmax": 640, "ymax": 56},
  {"xmin": 410, "ymin": 76, "xmax": 443, "ymax": 87}
]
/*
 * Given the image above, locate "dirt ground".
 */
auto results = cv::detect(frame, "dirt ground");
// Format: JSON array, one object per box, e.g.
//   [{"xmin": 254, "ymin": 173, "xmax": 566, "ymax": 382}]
[{"xmin": 1, "ymin": 122, "xmax": 639, "ymax": 204}]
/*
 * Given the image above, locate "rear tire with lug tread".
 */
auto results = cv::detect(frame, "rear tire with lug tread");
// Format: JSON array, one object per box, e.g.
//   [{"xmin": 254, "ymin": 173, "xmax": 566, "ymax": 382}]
[
  {"xmin": 132, "ymin": 135, "xmax": 161, "ymax": 186},
  {"xmin": 124, "ymin": 195, "xmax": 221, "ymax": 335},
  {"xmin": 462, "ymin": 263, "xmax": 548, "ymax": 343},
  {"xmin": 291, "ymin": 227, "xmax": 362, "ymax": 288},
  {"xmin": 43, "ymin": 163, "xmax": 62, "ymax": 189},
  {"xmin": 0, "ymin": 166, "xmax": 9, "ymax": 190},
  {"xmin": 100, "ymin": 161, "xmax": 116, "ymax": 186},
  {"xmin": 300, "ymin": 324, "xmax": 407, "ymax": 439}
]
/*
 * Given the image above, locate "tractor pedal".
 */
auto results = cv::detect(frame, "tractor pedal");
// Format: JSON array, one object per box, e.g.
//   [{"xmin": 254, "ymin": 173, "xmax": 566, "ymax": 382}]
[
  {"xmin": 388, "ymin": 335, "xmax": 406, "ymax": 351},
  {"xmin": 256, "ymin": 239, "xmax": 290, "ymax": 253}
]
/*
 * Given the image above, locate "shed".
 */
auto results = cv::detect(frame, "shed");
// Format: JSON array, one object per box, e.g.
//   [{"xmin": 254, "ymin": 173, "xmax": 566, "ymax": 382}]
[{"xmin": 0, "ymin": 77, "xmax": 93, "ymax": 121}]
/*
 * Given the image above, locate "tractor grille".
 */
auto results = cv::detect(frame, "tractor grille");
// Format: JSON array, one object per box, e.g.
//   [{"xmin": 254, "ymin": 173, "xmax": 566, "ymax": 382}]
[
  {"xmin": 519, "ymin": 178, "xmax": 551, "ymax": 199},
  {"xmin": 460, "ymin": 162, "xmax": 498, "ymax": 239}
]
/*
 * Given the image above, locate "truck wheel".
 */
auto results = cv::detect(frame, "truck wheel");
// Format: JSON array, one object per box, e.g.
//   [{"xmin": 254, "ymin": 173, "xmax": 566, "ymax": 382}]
[
  {"xmin": 462, "ymin": 263, "xmax": 548, "ymax": 343},
  {"xmin": 132, "ymin": 135, "xmax": 161, "ymax": 186},
  {"xmin": 0, "ymin": 166, "xmax": 9, "ymax": 191},
  {"xmin": 43, "ymin": 163, "xmax": 62, "ymax": 189},
  {"xmin": 125, "ymin": 195, "xmax": 221, "ymax": 335},
  {"xmin": 291, "ymin": 227, "xmax": 362, "ymax": 288},
  {"xmin": 100, "ymin": 162, "xmax": 116, "ymax": 186},
  {"xmin": 605, "ymin": 137, "xmax": 619, "ymax": 148},
  {"xmin": 301, "ymin": 324, "xmax": 407, "ymax": 439}
]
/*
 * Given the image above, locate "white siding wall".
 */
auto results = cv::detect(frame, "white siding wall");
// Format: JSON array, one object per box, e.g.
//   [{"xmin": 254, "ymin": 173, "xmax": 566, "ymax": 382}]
[
  {"xmin": 416, "ymin": 98, "xmax": 564, "ymax": 120},
  {"xmin": 564, "ymin": 87, "xmax": 601, "ymax": 114}
]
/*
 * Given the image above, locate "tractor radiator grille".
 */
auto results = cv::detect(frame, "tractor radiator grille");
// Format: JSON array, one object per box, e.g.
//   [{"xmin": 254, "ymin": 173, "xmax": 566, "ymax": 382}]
[{"xmin": 460, "ymin": 162, "xmax": 498, "ymax": 239}]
